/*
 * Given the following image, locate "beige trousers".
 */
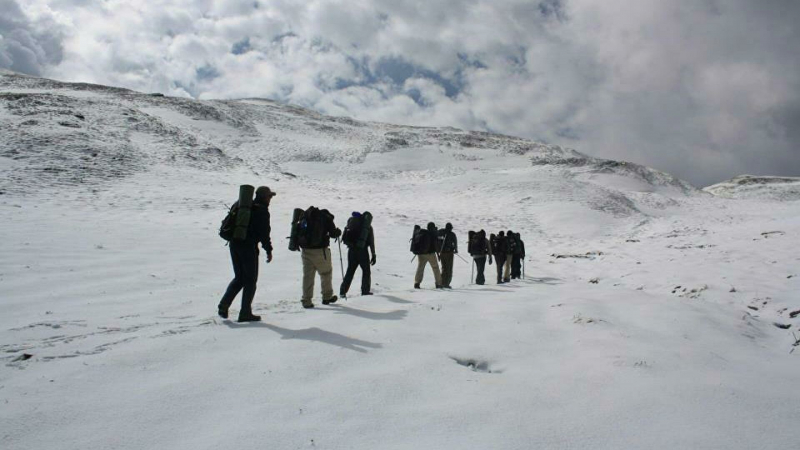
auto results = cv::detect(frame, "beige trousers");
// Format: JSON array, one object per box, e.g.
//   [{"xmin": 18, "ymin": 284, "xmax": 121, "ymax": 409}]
[
  {"xmin": 301, "ymin": 248, "xmax": 334, "ymax": 304},
  {"xmin": 415, "ymin": 253, "xmax": 442, "ymax": 286},
  {"xmin": 503, "ymin": 254, "xmax": 512, "ymax": 280}
]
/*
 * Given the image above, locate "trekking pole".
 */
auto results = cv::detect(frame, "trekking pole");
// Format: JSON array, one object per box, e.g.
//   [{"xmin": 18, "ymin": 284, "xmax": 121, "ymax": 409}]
[
  {"xmin": 337, "ymin": 239, "xmax": 344, "ymax": 279},
  {"xmin": 471, "ymin": 259, "xmax": 475, "ymax": 285},
  {"xmin": 523, "ymin": 258, "xmax": 525, "ymax": 279},
  {"xmin": 456, "ymin": 253, "xmax": 470, "ymax": 264},
  {"xmin": 410, "ymin": 255, "xmax": 417, "ymax": 263}
]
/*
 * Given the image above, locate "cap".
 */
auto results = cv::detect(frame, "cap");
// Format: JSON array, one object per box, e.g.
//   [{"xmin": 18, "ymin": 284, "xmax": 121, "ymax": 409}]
[{"xmin": 255, "ymin": 186, "xmax": 277, "ymax": 199}]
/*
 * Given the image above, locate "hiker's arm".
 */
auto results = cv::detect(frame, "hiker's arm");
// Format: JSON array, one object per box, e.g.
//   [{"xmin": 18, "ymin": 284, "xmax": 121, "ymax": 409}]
[
  {"xmin": 368, "ymin": 227, "xmax": 376, "ymax": 256},
  {"xmin": 259, "ymin": 210, "xmax": 273, "ymax": 254}
]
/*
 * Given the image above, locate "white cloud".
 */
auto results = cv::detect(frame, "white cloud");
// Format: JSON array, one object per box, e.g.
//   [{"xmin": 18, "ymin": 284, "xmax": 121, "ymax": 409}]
[{"xmin": 11, "ymin": 0, "xmax": 800, "ymax": 185}]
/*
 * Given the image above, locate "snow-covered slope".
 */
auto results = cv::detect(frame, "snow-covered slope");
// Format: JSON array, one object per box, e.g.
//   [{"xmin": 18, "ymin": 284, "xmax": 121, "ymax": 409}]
[
  {"xmin": 1, "ymin": 73, "xmax": 798, "ymax": 450},
  {"xmin": 704, "ymin": 174, "xmax": 800, "ymax": 201}
]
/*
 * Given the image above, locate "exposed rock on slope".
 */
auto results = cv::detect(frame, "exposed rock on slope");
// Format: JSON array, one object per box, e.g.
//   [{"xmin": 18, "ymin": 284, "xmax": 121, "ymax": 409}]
[{"xmin": 704, "ymin": 175, "xmax": 800, "ymax": 201}]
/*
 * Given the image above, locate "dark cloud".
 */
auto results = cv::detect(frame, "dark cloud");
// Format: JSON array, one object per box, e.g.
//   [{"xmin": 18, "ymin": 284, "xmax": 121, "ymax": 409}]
[{"xmin": 0, "ymin": 0, "xmax": 64, "ymax": 75}]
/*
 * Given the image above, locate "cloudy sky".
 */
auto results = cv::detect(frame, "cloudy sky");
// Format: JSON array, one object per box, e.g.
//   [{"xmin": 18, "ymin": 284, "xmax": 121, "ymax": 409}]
[{"xmin": 3, "ymin": 0, "xmax": 799, "ymax": 186}]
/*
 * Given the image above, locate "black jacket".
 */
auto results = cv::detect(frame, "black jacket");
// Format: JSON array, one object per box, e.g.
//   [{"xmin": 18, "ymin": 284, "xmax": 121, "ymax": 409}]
[
  {"xmin": 232, "ymin": 201, "xmax": 272, "ymax": 252},
  {"xmin": 438, "ymin": 230, "xmax": 458, "ymax": 253}
]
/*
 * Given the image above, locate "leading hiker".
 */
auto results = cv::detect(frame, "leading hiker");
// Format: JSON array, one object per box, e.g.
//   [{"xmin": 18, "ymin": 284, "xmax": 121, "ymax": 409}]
[{"xmin": 217, "ymin": 186, "xmax": 275, "ymax": 322}]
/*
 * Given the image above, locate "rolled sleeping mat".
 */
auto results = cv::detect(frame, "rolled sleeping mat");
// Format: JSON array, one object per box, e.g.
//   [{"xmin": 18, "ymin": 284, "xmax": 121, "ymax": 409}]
[
  {"xmin": 233, "ymin": 184, "xmax": 255, "ymax": 241},
  {"xmin": 467, "ymin": 230, "xmax": 475, "ymax": 254},
  {"xmin": 356, "ymin": 211, "xmax": 373, "ymax": 249},
  {"xmin": 288, "ymin": 208, "xmax": 304, "ymax": 251}
]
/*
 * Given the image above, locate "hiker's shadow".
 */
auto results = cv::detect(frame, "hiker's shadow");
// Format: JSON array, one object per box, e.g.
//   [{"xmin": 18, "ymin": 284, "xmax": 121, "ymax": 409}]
[
  {"xmin": 376, "ymin": 294, "xmax": 415, "ymax": 305},
  {"xmin": 223, "ymin": 322, "xmax": 382, "ymax": 353},
  {"xmin": 519, "ymin": 276, "xmax": 563, "ymax": 285},
  {"xmin": 332, "ymin": 305, "xmax": 408, "ymax": 321}
]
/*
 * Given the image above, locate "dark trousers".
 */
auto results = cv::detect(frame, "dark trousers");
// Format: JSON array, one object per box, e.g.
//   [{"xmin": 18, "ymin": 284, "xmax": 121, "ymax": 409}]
[
  {"xmin": 219, "ymin": 242, "xmax": 259, "ymax": 315},
  {"xmin": 495, "ymin": 254, "xmax": 506, "ymax": 283},
  {"xmin": 474, "ymin": 257, "xmax": 487, "ymax": 285},
  {"xmin": 440, "ymin": 252, "xmax": 454, "ymax": 287},
  {"xmin": 340, "ymin": 247, "xmax": 371, "ymax": 295},
  {"xmin": 511, "ymin": 255, "xmax": 522, "ymax": 279}
]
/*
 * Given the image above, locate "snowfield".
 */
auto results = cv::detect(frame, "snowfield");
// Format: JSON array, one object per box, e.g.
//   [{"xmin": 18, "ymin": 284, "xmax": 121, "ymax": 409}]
[{"xmin": 1, "ymin": 72, "xmax": 799, "ymax": 449}]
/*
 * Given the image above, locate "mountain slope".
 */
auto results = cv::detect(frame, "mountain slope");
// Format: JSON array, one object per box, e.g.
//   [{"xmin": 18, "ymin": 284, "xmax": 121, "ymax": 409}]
[{"xmin": 1, "ymin": 73, "xmax": 799, "ymax": 450}]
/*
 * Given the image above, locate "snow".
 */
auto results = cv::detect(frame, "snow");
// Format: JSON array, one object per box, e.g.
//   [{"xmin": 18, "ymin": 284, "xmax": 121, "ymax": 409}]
[{"xmin": 1, "ymin": 72, "xmax": 799, "ymax": 449}]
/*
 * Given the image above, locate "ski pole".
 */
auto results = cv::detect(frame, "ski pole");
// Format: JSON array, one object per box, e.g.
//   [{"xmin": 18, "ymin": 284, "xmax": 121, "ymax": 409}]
[
  {"xmin": 456, "ymin": 253, "xmax": 470, "ymax": 264},
  {"xmin": 410, "ymin": 254, "xmax": 417, "ymax": 263},
  {"xmin": 471, "ymin": 259, "xmax": 475, "ymax": 285},
  {"xmin": 337, "ymin": 239, "xmax": 344, "ymax": 279}
]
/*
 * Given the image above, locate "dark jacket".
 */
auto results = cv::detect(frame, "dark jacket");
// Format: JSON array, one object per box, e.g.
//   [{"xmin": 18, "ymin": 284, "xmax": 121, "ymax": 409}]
[
  {"xmin": 424, "ymin": 225, "xmax": 439, "ymax": 254},
  {"xmin": 232, "ymin": 201, "xmax": 272, "ymax": 252},
  {"xmin": 438, "ymin": 230, "xmax": 458, "ymax": 253}
]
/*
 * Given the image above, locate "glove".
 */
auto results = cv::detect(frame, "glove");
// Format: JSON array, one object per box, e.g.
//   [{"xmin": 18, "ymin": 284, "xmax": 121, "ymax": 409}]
[
  {"xmin": 371, "ymin": 254, "xmax": 376, "ymax": 266},
  {"xmin": 332, "ymin": 228, "xmax": 342, "ymax": 239},
  {"xmin": 266, "ymin": 252, "xmax": 273, "ymax": 263}
]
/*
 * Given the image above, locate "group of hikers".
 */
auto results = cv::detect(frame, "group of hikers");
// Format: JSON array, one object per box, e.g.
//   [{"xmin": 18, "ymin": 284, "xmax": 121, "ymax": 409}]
[
  {"xmin": 216, "ymin": 185, "xmax": 525, "ymax": 322},
  {"xmin": 409, "ymin": 222, "xmax": 526, "ymax": 288}
]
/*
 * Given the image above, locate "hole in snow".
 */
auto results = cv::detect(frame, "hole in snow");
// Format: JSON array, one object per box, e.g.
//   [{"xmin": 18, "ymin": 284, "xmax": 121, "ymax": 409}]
[{"xmin": 450, "ymin": 356, "xmax": 500, "ymax": 374}]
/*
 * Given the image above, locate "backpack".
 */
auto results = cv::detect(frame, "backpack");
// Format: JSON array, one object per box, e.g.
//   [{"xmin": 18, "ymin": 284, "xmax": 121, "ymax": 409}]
[
  {"xmin": 291, "ymin": 206, "xmax": 329, "ymax": 250},
  {"xmin": 219, "ymin": 204, "xmax": 239, "ymax": 241},
  {"xmin": 410, "ymin": 225, "xmax": 430, "ymax": 255},
  {"xmin": 342, "ymin": 216, "xmax": 362, "ymax": 246},
  {"xmin": 507, "ymin": 234, "xmax": 518, "ymax": 254},
  {"xmin": 467, "ymin": 231, "xmax": 475, "ymax": 254},
  {"xmin": 490, "ymin": 234, "xmax": 506, "ymax": 254},
  {"xmin": 470, "ymin": 231, "xmax": 487, "ymax": 256}
]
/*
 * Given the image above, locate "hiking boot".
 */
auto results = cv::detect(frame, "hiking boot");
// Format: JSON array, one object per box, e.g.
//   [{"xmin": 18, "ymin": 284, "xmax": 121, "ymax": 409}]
[
  {"xmin": 361, "ymin": 292, "xmax": 373, "ymax": 296},
  {"xmin": 435, "ymin": 284, "xmax": 443, "ymax": 289},
  {"xmin": 237, "ymin": 313, "xmax": 261, "ymax": 322},
  {"xmin": 302, "ymin": 301, "xmax": 315, "ymax": 309},
  {"xmin": 443, "ymin": 285, "xmax": 452, "ymax": 289},
  {"xmin": 217, "ymin": 305, "xmax": 229, "ymax": 319},
  {"xmin": 322, "ymin": 295, "xmax": 338, "ymax": 305},
  {"xmin": 414, "ymin": 283, "xmax": 421, "ymax": 289}
]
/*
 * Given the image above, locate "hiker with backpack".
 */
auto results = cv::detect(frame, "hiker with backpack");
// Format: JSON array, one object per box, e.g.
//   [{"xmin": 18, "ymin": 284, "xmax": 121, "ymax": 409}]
[
  {"xmin": 503, "ymin": 229, "xmax": 517, "ymax": 283},
  {"xmin": 411, "ymin": 222, "xmax": 443, "ymax": 289},
  {"xmin": 468, "ymin": 229, "xmax": 492, "ymax": 285},
  {"xmin": 437, "ymin": 223, "xmax": 458, "ymax": 289},
  {"xmin": 511, "ymin": 232, "xmax": 525, "ymax": 279},
  {"xmin": 339, "ymin": 211, "xmax": 376, "ymax": 297},
  {"xmin": 289, "ymin": 206, "xmax": 341, "ymax": 308},
  {"xmin": 217, "ymin": 185, "xmax": 275, "ymax": 322},
  {"xmin": 490, "ymin": 231, "xmax": 508, "ymax": 284}
]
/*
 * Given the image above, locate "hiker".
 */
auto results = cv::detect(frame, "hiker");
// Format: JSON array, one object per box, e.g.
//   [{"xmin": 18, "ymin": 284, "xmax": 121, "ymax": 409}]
[
  {"xmin": 468, "ymin": 229, "xmax": 492, "ymax": 285},
  {"xmin": 218, "ymin": 186, "xmax": 275, "ymax": 322},
  {"xmin": 292, "ymin": 206, "xmax": 341, "ymax": 308},
  {"xmin": 339, "ymin": 211, "xmax": 376, "ymax": 297},
  {"xmin": 503, "ymin": 229, "xmax": 516, "ymax": 283},
  {"xmin": 490, "ymin": 231, "xmax": 508, "ymax": 284},
  {"xmin": 511, "ymin": 232, "xmax": 525, "ymax": 279},
  {"xmin": 412, "ymin": 222, "xmax": 443, "ymax": 289},
  {"xmin": 437, "ymin": 222, "xmax": 458, "ymax": 289}
]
